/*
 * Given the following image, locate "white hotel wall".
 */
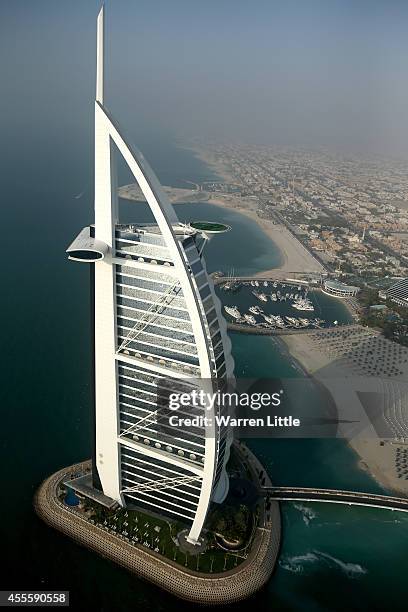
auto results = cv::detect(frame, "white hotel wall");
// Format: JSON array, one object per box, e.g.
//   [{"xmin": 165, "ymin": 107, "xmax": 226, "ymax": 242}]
[{"xmin": 89, "ymin": 7, "xmax": 234, "ymax": 543}]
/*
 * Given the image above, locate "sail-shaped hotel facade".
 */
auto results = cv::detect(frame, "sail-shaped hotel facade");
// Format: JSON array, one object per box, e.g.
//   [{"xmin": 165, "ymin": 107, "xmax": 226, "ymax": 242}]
[{"xmin": 66, "ymin": 7, "xmax": 234, "ymax": 544}]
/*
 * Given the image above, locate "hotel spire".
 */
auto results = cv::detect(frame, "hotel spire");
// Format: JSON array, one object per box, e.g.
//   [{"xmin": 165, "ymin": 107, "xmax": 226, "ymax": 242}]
[{"xmin": 96, "ymin": 6, "xmax": 104, "ymax": 104}]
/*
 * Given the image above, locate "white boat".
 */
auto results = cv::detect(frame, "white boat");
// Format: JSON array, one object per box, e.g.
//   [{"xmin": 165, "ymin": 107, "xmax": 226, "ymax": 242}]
[
  {"xmin": 254, "ymin": 280, "xmax": 260, "ymax": 287},
  {"xmin": 252, "ymin": 291, "xmax": 268, "ymax": 302},
  {"xmin": 224, "ymin": 306, "xmax": 241, "ymax": 319},
  {"xmin": 286, "ymin": 317, "xmax": 300, "ymax": 327},
  {"xmin": 299, "ymin": 318, "xmax": 310, "ymax": 327},
  {"xmin": 292, "ymin": 297, "xmax": 314, "ymax": 311},
  {"xmin": 274, "ymin": 316, "xmax": 285, "ymax": 328},
  {"xmin": 244, "ymin": 314, "xmax": 257, "ymax": 325},
  {"xmin": 263, "ymin": 281, "xmax": 268, "ymax": 287},
  {"xmin": 273, "ymin": 281, "xmax": 278, "ymax": 288},
  {"xmin": 262, "ymin": 314, "xmax": 276, "ymax": 325},
  {"xmin": 311, "ymin": 318, "xmax": 325, "ymax": 328},
  {"xmin": 249, "ymin": 305, "xmax": 262, "ymax": 315},
  {"xmin": 270, "ymin": 293, "xmax": 277, "ymax": 302}
]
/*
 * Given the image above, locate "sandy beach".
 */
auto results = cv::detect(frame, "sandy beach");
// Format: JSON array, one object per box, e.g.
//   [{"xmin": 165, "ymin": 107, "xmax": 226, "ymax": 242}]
[
  {"xmin": 208, "ymin": 197, "xmax": 325, "ymax": 276},
  {"xmin": 119, "ymin": 181, "xmax": 325, "ymax": 276},
  {"xmin": 118, "ymin": 155, "xmax": 406, "ymax": 498},
  {"xmin": 182, "ymin": 145, "xmax": 325, "ymax": 276},
  {"xmin": 281, "ymin": 328, "xmax": 408, "ymax": 496}
]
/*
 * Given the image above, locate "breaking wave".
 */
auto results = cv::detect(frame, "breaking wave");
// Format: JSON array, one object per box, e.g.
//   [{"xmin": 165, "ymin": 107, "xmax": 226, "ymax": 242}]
[
  {"xmin": 293, "ymin": 503, "xmax": 318, "ymax": 525},
  {"xmin": 317, "ymin": 551, "xmax": 367, "ymax": 577},
  {"xmin": 279, "ymin": 550, "xmax": 367, "ymax": 578},
  {"xmin": 279, "ymin": 552, "xmax": 318, "ymax": 574}
]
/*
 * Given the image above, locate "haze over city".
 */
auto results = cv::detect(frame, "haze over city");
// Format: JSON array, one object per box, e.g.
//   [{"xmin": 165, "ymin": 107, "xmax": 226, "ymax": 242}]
[
  {"xmin": 2, "ymin": 2, "xmax": 408, "ymax": 610},
  {"xmin": 3, "ymin": 0, "xmax": 408, "ymax": 155}
]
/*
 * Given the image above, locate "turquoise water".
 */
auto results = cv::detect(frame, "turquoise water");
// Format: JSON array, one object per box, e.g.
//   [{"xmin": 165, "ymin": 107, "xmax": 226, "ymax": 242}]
[
  {"xmin": 1, "ymin": 133, "xmax": 407, "ymax": 610},
  {"xmin": 120, "ymin": 198, "xmax": 285, "ymax": 275}
]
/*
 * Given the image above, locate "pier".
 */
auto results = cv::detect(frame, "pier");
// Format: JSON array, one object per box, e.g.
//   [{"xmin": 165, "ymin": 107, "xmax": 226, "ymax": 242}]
[{"xmin": 212, "ymin": 272, "xmax": 322, "ymax": 285}]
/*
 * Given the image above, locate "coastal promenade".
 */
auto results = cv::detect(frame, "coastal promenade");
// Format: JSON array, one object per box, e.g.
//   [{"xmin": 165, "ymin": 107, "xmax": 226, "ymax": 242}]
[{"xmin": 34, "ymin": 442, "xmax": 281, "ymax": 606}]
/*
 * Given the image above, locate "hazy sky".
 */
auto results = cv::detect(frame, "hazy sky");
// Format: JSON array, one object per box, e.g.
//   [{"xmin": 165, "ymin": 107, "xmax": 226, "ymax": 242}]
[{"xmin": 3, "ymin": 0, "xmax": 408, "ymax": 155}]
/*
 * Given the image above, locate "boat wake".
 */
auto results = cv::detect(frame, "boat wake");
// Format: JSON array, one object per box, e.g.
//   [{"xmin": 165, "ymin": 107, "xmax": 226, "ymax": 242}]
[
  {"xmin": 279, "ymin": 550, "xmax": 367, "ymax": 578},
  {"xmin": 317, "ymin": 551, "xmax": 368, "ymax": 577}
]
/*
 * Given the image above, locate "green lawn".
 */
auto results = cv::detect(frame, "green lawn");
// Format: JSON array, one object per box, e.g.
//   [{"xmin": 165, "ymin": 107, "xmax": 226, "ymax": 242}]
[
  {"xmin": 190, "ymin": 221, "xmax": 230, "ymax": 233},
  {"xmin": 79, "ymin": 499, "xmax": 252, "ymax": 573}
]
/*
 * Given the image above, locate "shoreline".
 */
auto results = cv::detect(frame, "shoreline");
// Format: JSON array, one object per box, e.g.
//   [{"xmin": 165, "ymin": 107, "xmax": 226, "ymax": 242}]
[
  {"xmin": 119, "ymin": 181, "xmax": 325, "ymax": 277},
  {"xmin": 278, "ymin": 330, "xmax": 408, "ymax": 497},
  {"xmin": 119, "ymin": 147, "xmax": 397, "ymax": 497},
  {"xmin": 183, "ymin": 145, "xmax": 238, "ymax": 186},
  {"xmin": 189, "ymin": 146, "xmax": 326, "ymax": 276},
  {"xmin": 207, "ymin": 198, "xmax": 325, "ymax": 276}
]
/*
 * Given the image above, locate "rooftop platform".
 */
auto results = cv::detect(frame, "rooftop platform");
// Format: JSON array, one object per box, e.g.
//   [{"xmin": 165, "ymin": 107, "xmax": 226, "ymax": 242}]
[
  {"xmin": 116, "ymin": 221, "xmax": 230, "ymax": 238},
  {"xmin": 64, "ymin": 473, "xmax": 119, "ymax": 510},
  {"xmin": 189, "ymin": 221, "xmax": 231, "ymax": 234}
]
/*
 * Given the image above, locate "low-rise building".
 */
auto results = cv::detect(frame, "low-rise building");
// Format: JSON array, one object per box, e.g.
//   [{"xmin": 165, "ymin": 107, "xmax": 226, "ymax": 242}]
[
  {"xmin": 387, "ymin": 278, "xmax": 408, "ymax": 308},
  {"xmin": 323, "ymin": 279, "xmax": 360, "ymax": 298}
]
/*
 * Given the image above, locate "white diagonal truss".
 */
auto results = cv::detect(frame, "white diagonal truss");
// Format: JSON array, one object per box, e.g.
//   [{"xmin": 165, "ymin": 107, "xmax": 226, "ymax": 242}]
[
  {"xmin": 118, "ymin": 409, "xmax": 158, "ymax": 439},
  {"xmin": 121, "ymin": 474, "xmax": 202, "ymax": 494},
  {"xmin": 117, "ymin": 280, "xmax": 181, "ymax": 352}
]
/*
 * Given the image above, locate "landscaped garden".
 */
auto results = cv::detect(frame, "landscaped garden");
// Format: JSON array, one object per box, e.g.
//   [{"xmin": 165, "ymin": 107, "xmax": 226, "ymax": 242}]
[{"xmin": 62, "ymin": 487, "xmax": 258, "ymax": 573}]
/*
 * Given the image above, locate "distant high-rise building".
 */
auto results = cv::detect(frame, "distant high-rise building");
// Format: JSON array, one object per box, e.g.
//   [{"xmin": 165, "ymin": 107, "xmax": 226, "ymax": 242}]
[
  {"xmin": 387, "ymin": 278, "xmax": 408, "ymax": 308},
  {"xmin": 66, "ymin": 7, "xmax": 234, "ymax": 544}
]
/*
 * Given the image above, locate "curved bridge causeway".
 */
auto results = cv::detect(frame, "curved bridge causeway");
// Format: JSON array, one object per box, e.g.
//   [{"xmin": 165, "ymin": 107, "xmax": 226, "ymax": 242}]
[{"xmin": 263, "ymin": 487, "xmax": 408, "ymax": 513}]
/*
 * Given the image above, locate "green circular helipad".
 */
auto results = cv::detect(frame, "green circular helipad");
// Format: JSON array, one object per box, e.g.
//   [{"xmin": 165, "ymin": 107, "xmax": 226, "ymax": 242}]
[{"xmin": 190, "ymin": 221, "xmax": 231, "ymax": 234}]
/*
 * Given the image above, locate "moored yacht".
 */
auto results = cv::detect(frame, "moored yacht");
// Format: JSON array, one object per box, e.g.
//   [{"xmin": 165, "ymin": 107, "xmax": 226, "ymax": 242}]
[
  {"xmin": 249, "ymin": 305, "xmax": 263, "ymax": 315},
  {"xmin": 292, "ymin": 296, "xmax": 314, "ymax": 311},
  {"xmin": 224, "ymin": 305, "xmax": 241, "ymax": 319}
]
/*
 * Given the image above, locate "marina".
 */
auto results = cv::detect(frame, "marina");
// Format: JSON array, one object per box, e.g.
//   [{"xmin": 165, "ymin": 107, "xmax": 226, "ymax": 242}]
[{"xmin": 217, "ymin": 279, "xmax": 350, "ymax": 331}]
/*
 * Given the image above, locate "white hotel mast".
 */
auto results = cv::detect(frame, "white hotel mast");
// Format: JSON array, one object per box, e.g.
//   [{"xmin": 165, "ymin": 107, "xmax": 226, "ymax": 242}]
[{"xmin": 66, "ymin": 7, "xmax": 234, "ymax": 544}]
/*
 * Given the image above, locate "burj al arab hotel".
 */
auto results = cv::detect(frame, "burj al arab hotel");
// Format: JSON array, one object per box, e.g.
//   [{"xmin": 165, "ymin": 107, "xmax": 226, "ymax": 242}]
[{"xmin": 66, "ymin": 7, "xmax": 234, "ymax": 544}]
